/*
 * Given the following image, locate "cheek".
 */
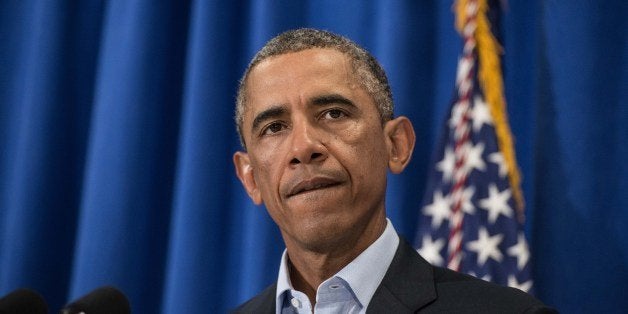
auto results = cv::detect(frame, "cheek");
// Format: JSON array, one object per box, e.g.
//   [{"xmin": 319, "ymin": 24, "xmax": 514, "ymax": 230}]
[
  {"xmin": 252, "ymin": 150, "xmax": 283, "ymax": 197},
  {"xmin": 342, "ymin": 124, "xmax": 389, "ymax": 180},
  {"xmin": 250, "ymin": 153, "xmax": 292, "ymax": 228},
  {"xmin": 254, "ymin": 158, "xmax": 274, "ymax": 186},
  {"xmin": 347, "ymin": 123, "xmax": 388, "ymax": 159}
]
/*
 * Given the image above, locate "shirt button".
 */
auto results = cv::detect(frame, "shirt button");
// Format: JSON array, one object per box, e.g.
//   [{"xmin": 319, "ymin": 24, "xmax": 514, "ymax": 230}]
[
  {"xmin": 291, "ymin": 297, "xmax": 301, "ymax": 308},
  {"xmin": 329, "ymin": 284, "xmax": 340, "ymax": 289}
]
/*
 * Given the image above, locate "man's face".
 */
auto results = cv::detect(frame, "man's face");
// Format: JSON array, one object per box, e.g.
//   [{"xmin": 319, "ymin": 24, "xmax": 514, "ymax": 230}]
[{"xmin": 234, "ymin": 48, "xmax": 393, "ymax": 251}]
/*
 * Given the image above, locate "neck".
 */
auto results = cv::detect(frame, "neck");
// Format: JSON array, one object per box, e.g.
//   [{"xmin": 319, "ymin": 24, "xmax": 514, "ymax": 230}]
[{"xmin": 285, "ymin": 214, "xmax": 387, "ymax": 306}]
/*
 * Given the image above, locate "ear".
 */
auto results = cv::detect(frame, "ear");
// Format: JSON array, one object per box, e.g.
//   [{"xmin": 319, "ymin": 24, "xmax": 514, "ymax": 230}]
[
  {"xmin": 233, "ymin": 151, "xmax": 263, "ymax": 204},
  {"xmin": 383, "ymin": 116, "xmax": 416, "ymax": 174}
]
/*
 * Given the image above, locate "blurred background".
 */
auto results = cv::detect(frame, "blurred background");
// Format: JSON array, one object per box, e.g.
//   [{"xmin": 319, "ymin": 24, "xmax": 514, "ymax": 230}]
[{"xmin": 0, "ymin": 1, "xmax": 626, "ymax": 313}]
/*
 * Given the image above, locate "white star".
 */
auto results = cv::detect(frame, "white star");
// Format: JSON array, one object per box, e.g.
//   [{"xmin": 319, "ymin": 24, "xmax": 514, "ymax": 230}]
[
  {"xmin": 471, "ymin": 96, "xmax": 493, "ymax": 132},
  {"xmin": 423, "ymin": 190, "xmax": 451, "ymax": 228},
  {"xmin": 466, "ymin": 228, "xmax": 503, "ymax": 266},
  {"xmin": 460, "ymin": 185, "xmax": 476, "ymax": 215},
  {"xmin": 479, "ymin": 184, "xmax": 513, "ymax": 223},
  {"xmin": 449, "ymin": 100, "xmax": 469, "ymax": 129},
  {"xmin": 463, "ymin": 142, "xmax": 486, "ymax": 175},
  {"xmin": 488, "ymin": 152, "xmax": 508, "ymax": 178},
  {"xmin": 436, "ymin": 147, "xmax": 455, "ymax": 182},
  {"xmin": 467, "ymin": 271, "xmax": 492, "ymax": 282},
  {"xmin": 417, "ymin": 235, "xmax": 446, "ymax": 266},
  {"xmin": 450, "ymin": 185, "xmax": 476, "ymax": 215},
  {"xmin": 507, "ymin": 233, "xmax": 531, "ymax": 270},
  {"xmin": 508, "ymin": 275, "xmax": 533, "ymax": 293}
]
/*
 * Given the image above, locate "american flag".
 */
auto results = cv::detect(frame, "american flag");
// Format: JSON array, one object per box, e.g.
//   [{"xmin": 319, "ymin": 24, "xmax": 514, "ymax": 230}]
[{"xmin": 413, "ymin": 0, "xmax": 534, "ymax": 293}]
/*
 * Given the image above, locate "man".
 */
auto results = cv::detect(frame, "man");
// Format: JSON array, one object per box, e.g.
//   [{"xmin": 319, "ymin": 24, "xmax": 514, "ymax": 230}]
[{"xmin": 232, "ymin": 28, "xmax": 555, "ymax": 313}]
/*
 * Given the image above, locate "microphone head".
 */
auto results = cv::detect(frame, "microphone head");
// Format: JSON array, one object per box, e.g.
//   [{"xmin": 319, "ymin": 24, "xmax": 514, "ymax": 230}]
[
  {"xmin": 61, "ymin": 286, "xmax": 130, "ymax": 314},
  {"xmin": 0, "ymin": 288, "xmax": 48, "ymax": 314}
]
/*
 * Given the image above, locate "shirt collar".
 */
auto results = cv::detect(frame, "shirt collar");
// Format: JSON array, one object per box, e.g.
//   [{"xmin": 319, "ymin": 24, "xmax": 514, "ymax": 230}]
[
  {"xmin": 275, "ymin": 249, "xmax": 293, "ymax": 312},
  {"xmin": 275, "ymin": 218, "xmax": 399, "ymax": 312}
]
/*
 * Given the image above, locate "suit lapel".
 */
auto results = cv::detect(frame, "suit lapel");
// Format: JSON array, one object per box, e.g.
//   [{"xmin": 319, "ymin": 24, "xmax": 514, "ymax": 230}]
[
  {"xmin": 367, "ymin": 237, "xmax": 437, "ymax": 313},
  {"xmin": 255, "ymin": 284, "xmax": 276, "ymax": 313},
  {"xmin": 232, "ymin": 283, "xmax": 276, "ymax": 313}
]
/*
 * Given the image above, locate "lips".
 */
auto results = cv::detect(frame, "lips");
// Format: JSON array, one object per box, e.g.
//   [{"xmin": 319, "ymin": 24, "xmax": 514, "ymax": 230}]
[{"xmin": 286, "ymin": 177, "xmax": 342, "ymax": 198}]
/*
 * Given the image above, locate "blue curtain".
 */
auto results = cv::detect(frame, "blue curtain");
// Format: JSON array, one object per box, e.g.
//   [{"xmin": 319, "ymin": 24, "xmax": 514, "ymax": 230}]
[{"xmin": 0, "ymin": 1, "xmax": 625, "ymax": 313}]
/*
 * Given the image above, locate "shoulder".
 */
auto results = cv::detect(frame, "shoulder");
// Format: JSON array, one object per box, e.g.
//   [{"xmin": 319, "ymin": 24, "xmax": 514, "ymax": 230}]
[
  {"xmin": 373, "ymin": 238, "xmax": 556, "ymax": 313},
  {"xmin": 230, "ymin": 283, "xmax": 276, "ymax": 314},
  {"xmin": 429, "ymin": 266, "xmax": 556, "ymax": 313}
]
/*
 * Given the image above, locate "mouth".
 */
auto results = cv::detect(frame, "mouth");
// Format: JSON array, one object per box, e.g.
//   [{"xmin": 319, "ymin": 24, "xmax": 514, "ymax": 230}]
[{"xmin": 286, "ymin": 177, "xmax": 342, "ymax": 198}]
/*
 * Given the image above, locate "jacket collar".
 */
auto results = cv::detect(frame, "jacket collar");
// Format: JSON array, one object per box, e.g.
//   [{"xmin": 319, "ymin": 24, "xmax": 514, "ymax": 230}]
[{"xmin": 366, "ymin": 237, "xmax": 437, "ymax": 313}]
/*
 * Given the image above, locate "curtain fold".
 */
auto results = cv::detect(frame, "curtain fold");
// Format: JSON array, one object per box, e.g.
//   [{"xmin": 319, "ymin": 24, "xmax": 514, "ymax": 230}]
[
  {"xmin": 68, "ymin": 2, "xmax": 189, "ymax": 313},
  {"xmin": 0, "ymin": 1, "xmax": 625, "ymax": 313}
]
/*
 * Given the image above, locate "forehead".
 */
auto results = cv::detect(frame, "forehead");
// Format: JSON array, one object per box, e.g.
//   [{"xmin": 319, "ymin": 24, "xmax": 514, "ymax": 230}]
[
  {"xmin": 256, "ymin": 47, "xmax": 350, "ymax": 71},
  {"xmin": 243, "ymin": 48, "xmax": 363, "ymax": 114}
]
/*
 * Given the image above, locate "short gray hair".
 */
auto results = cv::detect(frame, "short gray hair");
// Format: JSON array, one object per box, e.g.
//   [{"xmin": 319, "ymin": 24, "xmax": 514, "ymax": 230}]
[{"xmin": 235, "ymin": 28, "xmax": 394, "ymax": 149}]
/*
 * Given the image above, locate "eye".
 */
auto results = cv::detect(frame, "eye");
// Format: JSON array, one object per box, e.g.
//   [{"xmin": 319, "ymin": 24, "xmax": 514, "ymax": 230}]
[
  {"xmin": 322, "ymin": 109, "xmax": 347, "ymax": 120},
  {"xmin": 261, "ymin": 122, "xmax": 286, "ymax": 135}
]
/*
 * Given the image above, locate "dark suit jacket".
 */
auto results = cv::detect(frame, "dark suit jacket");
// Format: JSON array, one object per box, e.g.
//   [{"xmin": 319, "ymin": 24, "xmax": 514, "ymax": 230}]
[{"xmin": 232, "ymin": 237, "xmax": 556, "ymax": 313}]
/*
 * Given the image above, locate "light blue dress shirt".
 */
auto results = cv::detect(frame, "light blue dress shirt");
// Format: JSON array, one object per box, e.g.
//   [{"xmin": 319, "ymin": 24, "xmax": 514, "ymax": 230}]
[{"xmin": 275, "ymin": 219, "xmax": 400, "ymax": 314}]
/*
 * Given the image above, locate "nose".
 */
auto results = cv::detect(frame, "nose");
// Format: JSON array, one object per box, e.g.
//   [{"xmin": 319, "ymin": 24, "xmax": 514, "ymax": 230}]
[{"xmin": 289, "ymin": 120, "xmax": 327, "ymax": 166}]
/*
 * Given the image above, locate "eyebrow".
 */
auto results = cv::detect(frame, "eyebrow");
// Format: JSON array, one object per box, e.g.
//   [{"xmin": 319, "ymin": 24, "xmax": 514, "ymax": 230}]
[
  {"xmin": 251, "ymin": 105, "xmax": 287, "ymax": 133},
  {"xmin": 311, "ymin": 93, "xmax": 356, "ymax": 108}
]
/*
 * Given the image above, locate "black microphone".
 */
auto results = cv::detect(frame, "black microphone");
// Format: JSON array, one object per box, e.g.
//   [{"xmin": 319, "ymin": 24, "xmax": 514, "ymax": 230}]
[
  {"xmin": 0, "ymin": 288, "xmax": 48, "ymax": 314},
  {"xmin": 60, "ymin": 286, "xmax": 130, "ymax": 314}
]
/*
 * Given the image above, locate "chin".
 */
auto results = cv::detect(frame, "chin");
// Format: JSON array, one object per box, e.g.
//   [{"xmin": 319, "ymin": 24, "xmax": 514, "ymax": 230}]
[{"xmin": 292, "ymin": 217, "xmax": 354, "ymax": 251}]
